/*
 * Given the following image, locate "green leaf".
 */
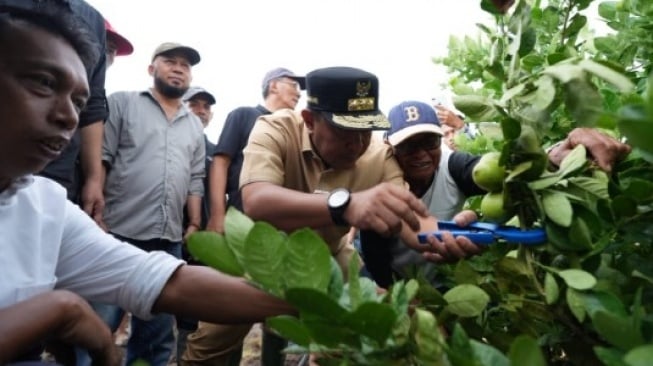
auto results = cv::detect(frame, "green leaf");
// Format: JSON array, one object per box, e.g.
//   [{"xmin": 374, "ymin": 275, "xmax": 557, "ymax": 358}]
[
  {"xmin": 546, "ymin": 221, "xmax": 577, "ymax": 251},
  {"xmin": 505, "ymin": 160, "xmax": 533, "ymax": 182},
  {"xmin": 624, "ymin": 345, "xmax": 653, "ymax": 366},
  {"xmin": 224, "ymin": 207, "xmax": 255, "ymax": 264},
  {"xmin": 578, "ymin": 59, "xmax": 634, "ymax": 93},
  {"xmin": 598, "ymin": 1, "xmax": 617, "ymax": 20},
  {"xmin": 521, "ymin": 54, "xmax": 544, "ymax": 72},
  {"xmin": 448, "ymin": 324, "xmax": 481, "ymax": 366},
  {"xmin": 558, "ymin": 144, "xmax": 587, "ymax": 176},
  {"xmin": 558, "ymin": 269, "xmax": 597, "ymax": 290},
  {"xmin": 444, "ymin": 284, "xmax": 490, "ymax": 318},
  {"xmin": 518, "ymin": 27, "xmax": 537, "ymax": 57},
  {"xmin": 501, "ymin": 118, "xmax": 521, "ymax": 140},
  {"xmin": 544, "ymin": 272, "xmax": 560, "ymax": 304},
  {"xmin": 508, "ymin": 336, "xmax": 546, "ymax": 366},
  {"xmin": 344, "ymin": 302, "xmax": 397, "ymax": 346},
  {"xmin": 593, "ymin": 311, "xmax": 646, "ymax": 351},
  {"xmin": 544, "ymin": 62, "xmax": 584, "ymax": 83},
  {"xmin": 326, "ymin": 258, "xmax": 344, "ymax": 299},
  {"xmin": 186, "ymin": 231, "xmax": 245, "ymax": 277},
  {"xmin": 244, "ymin": 222, "xmax": 286, "ymax": 296},
  {"xmin": 577, "ymin": 291, "xmax": 627, "ymax": 318},
  {"xmin": 266, "ymin": 315, "xmax": 312, "ymax": 347},
  {"xmin": 454, "ymin": 95, "xmax": 500, "ymax": 121},
  {"xmin": 568, "ymin": 216, "xmax": 593, "ymax": 250},
  {"xmin": 532, "ymin": 75, "xmax": 556, "ymax": 110},
  {"xmin": 611, "ymin": 195, "xmax": 638, "ymax": 218},
  {"xmin": 348, "ymin": 255, "xmax": 362, "ymax": 309},
  {"xmin": 564, "ymin": 15, "xmax": 587, "ymax": 38},
  {"xmin": 593, "ymin": 36, "xmax": 618, "ymax": 54},
  {"xmin": 618, "ymin": 105, "xmax": 653, "ymax": 156},
  {"xmin": 284, "ymin": 228, "xmax": 332, "ymax": 292},
  {"xmin": 564, "ymin": 79, "xmax": 604, "ymax": 126},
  {"xmin": 285, "ymin": 288, "xmax": 348, "ymax": 322},
  {"xmin": 567, "ymin": 288, "xmax": 586, "ymax": 322},
  {"xmin": 528, "ymin": 172, "xmax": 563, "ymax": 190},
  {"xmin": 632, "ymin": 270, "xmax": 653, "ymax": 286},
  {"xmin": 470, "ymin": 339, "xmax": 510, "ymax": 366},
  {"xmin": 594, "ymin": 346, "xmax": 627, "ymax": 366},
  {"xmin": 542, "ymin": 190, "xmax": 574, "ymax": 227},
  {"xmin": 389, "ymin": 279, "xmax": 417, "ymax": 316},
  {"xmin": 302, "ymin": 318, "xmax": 358, "ymax": 348},
  {"xmin": 621, "ymin": 178, "xmax": 653, "ymax": 203},
  {"xmin": 411, "ymin": 308, "xmax": 446, "ymax": 364},
  {"xmin": 500, "ymin": 83, "xmax": 526, "ymax": 105},
  {"xmin": 568, "ymin": 176, "xmax": 609, "ymax": 200}
]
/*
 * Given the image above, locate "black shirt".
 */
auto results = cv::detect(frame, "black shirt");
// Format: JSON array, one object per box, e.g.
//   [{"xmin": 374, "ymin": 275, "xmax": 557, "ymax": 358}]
[
  {"xmin": 36, "ymin": 0, "xmax": 108, "ymax": 201},
  {"xmin": 213, "ymin": 104, "xmax": 270, "ymax": 211}
]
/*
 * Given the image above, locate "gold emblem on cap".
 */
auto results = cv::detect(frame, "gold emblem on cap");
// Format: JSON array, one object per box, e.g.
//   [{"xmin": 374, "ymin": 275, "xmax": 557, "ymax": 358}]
[
  {"xmin": 348, "ymin": 97, "xmax": 375, "ymax": 112},
  {"xmin": 307, "ymin": 95, "xmax": 318, "ymax": 104},
  {"xmin": 356, "ymin": 81, "xmax": 372, "ymax": 97}
]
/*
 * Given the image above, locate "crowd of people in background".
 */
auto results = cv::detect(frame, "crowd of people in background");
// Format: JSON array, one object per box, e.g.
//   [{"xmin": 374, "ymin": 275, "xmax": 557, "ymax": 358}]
[{"xmin": 0, "ymin": 1, "xmax": 633, "ymax": 366}]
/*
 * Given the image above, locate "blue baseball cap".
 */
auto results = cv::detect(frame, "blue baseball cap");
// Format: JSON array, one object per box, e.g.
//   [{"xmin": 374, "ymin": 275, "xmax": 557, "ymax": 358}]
[{"xmin": 386, "ymin": 100, "xmax": 442, "ymax": 146}]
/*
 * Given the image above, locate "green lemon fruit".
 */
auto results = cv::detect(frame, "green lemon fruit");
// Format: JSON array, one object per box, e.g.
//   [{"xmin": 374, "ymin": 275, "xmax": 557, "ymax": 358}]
[
  {"xmin": 514, "ymin": 125, "xmax": 548, "ymax": 180},
  {"xmin": 480, "ymin": 192, "xmax": 510, "ymax": 222},
  {"xmin": 473, "ymin": 152, "xmax": 505, "ymax": 192}
]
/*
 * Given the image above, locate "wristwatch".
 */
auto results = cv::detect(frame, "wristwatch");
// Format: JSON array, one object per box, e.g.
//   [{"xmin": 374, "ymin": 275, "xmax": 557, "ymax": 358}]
[{"xmin": 327, "ymin": 188, "xmax": 351, "ymax": 226}]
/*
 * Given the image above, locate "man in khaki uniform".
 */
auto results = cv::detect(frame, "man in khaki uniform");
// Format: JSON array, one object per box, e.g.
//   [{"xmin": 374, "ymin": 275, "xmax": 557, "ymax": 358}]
[{"xmin": 182, "ymin": 66, "xmax": 480, "ymax": 365}]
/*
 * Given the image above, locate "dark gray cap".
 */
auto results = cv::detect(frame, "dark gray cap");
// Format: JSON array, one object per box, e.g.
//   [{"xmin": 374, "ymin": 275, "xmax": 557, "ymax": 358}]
[
  {"xmin": 152, "ymin": 42, "xmax": 200, "ymax": 66},
  {"xmin": 183, "ymin": 86, "xmax": 216, "ymax": 105},
  {"xmin": 261, "ymin": 67, "xmax": 306, "ymax": 91}
]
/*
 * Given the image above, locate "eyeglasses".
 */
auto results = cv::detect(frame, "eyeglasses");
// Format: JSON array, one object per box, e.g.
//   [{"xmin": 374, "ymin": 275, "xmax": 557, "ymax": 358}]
[
  {"xmin": 276, "ymin": 79, "xmax": 300, "ymax": 90},
  {"xmin": 394, "ymin": 134, "xmax": 441, "ymax": 156}
]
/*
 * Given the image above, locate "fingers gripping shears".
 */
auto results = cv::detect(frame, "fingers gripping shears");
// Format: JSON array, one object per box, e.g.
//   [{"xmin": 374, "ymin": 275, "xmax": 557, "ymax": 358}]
[{"xmin": 418, "ymin": 221, "xmax": 547, "ymax": 246}]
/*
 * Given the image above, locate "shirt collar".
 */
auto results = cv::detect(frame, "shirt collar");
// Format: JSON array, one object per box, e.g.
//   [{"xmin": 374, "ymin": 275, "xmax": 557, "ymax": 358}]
[{"xmin": 0, "ymin": 175, "xmax": 34, "ymax": 206}]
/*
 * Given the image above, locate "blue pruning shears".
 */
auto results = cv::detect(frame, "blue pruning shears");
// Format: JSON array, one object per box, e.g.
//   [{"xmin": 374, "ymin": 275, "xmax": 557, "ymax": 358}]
[{"xmin": 418, "ymin": 221, "xmax": 547, "ymax": 246}]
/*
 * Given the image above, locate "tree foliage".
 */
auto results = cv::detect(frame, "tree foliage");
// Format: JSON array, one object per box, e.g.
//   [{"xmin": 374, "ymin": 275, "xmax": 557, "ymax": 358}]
[{"xmin": 188, "ymin": 1, "xmax": 653, "ymax": 364}]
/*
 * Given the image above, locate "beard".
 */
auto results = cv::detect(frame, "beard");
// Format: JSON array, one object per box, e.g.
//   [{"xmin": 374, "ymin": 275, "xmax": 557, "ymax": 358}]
[{"xmin": 154, "ymin": 76, "xmax": 188, "ymax": 99}]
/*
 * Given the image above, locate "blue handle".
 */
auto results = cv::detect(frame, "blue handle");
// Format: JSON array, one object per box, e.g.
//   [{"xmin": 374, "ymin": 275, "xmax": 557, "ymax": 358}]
[
  {"xmin": 418, "ymin": 231, "xmax": 495, "ymax": 245},
  {"xmin": 418, "ymin": 221, "xmax": 547, "ymax": 246},
  {"xmin": 494, "ymin": 227, "xmax": 547, "ymax": 245}
]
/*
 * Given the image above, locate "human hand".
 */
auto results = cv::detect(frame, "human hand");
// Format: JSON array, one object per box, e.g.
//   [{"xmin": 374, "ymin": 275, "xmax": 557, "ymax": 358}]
[
  {"xmin": 490, "ymin": 0, "xmax": 515, "ymax": 12},
  {"xmin": 205, "ymin": 215, "xmax": 225, "ymax": 234},
  {"xmin": 52, "ymin": 291, "xmax": 120, "ymax": 365},
  {"xmin": 548, "ymin": 128, "xmax": 631, "ymax": 173},
  {"xmin": 420, "ymin": 210, "xmax": 483, "ymax": 263},
  {"xmin": 344, "ymin": 183, "xmax": 429, "ymax": 237},
  {"xmin": 435, "ymin": 105, "xmax": 466, "ymax": 130},
  {"xmin": 184, "ymin": 223, "xmax": 200, "ymax": 242},
  {"xmin": 81, "ymin": 179, "xmax": 107, "ymax": 231}
]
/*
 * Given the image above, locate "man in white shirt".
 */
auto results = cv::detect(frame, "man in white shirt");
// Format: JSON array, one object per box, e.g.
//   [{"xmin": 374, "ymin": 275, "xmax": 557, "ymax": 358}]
[{"xmin": 0, "ymin": 2, "xmax": 292, "ymax": 364}]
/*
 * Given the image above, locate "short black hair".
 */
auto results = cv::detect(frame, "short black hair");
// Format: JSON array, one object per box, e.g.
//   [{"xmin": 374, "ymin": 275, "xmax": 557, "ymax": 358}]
[{"xmin": 0, "ymin": 1, "xmax": 99, "ymax": 74}]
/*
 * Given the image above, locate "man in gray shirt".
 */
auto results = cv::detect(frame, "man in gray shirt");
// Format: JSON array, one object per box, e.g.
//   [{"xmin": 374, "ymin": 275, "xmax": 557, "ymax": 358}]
[{"xmin": 97, "ymin": 42, "xmax": 205, "ymax": 366}]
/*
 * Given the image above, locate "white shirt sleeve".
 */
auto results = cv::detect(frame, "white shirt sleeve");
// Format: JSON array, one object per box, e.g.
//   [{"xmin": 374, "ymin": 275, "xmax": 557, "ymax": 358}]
[{"xmin": 55, "ymin": 201, "xmax": 184, "ymax": 319}]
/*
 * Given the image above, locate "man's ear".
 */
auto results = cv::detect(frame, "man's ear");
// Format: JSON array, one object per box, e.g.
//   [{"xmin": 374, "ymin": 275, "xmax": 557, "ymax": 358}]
[
  {"xmin": 301, "ymin": 109, "xmax": 315, "ymax": 131},
  {"xmin": 147, "ymin": 64, "xmax": 155, "ymax": 77}
]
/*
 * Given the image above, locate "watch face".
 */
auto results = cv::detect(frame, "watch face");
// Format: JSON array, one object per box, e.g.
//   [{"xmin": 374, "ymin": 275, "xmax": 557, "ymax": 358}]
[{"xmin": 329, "ymin": 189, "xmax": 349, "ymax": 207}]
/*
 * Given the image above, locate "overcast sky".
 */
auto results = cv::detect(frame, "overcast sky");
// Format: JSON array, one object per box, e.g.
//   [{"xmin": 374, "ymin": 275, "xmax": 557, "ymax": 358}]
[{"xmin": 85, "ymin": 1, "xmax": 505, "ymax": 141}]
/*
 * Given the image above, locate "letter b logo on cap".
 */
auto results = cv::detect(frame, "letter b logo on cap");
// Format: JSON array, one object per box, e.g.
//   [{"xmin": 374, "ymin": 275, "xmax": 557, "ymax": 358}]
[{"xmin": 403, "ymin": 105, "xmax": 421, "ymax": 123}]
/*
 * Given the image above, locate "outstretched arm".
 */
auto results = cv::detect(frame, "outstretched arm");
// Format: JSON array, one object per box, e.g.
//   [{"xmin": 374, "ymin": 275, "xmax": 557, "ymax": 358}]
[
  {"xmin": 152, "ymin": 265, "xmax": 294, "ymax": 323},
  {"xmin": 242, "ymin": 181, "xmax": 430, "ymax": 236}
]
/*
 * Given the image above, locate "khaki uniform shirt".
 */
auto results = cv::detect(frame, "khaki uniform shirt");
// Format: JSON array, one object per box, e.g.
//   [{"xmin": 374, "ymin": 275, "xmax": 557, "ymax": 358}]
[{"xmin": 240, "ymin": 109, "xmax": 404, "ymax": 272}]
